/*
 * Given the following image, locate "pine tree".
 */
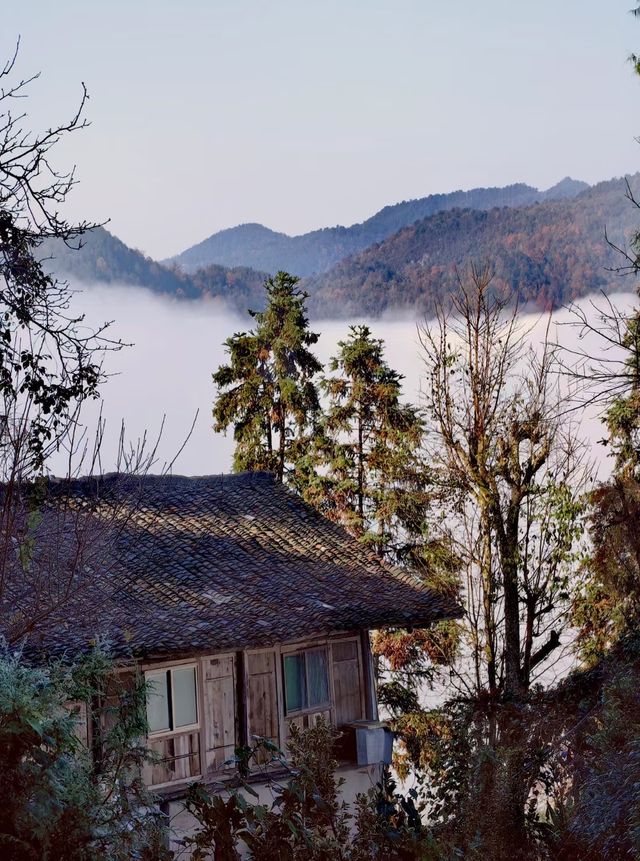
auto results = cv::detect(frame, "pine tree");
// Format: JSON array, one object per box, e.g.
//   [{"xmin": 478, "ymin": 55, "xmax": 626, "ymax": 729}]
[
  {"xmin": 213, "ymin": 271, "xmax": 322, "ymax": 482},
  {"xmin": 298, "ymin": 325, "xmax": 430, "ymax": 562}
]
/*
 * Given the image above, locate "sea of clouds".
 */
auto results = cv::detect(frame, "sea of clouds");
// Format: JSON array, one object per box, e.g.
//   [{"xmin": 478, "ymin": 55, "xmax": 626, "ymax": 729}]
[{"xmin": 46, "ymin": 283, "xmax": 638, "ymax": 480}]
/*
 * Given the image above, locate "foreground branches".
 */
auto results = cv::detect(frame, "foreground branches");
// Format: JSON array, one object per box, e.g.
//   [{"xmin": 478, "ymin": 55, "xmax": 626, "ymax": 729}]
[{"xmin": 419, "ymin": 265, "xmax": 587, "ymax": 701}]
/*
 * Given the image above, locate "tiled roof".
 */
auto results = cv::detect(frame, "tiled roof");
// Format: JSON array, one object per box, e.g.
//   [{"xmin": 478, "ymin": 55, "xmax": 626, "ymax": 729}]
[{"xmin": 15, "ymin": 472, "xmax": 461, "ymax": 661}]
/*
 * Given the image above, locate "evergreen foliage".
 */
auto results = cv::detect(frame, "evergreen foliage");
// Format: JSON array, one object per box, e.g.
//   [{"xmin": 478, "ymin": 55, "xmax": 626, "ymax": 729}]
[
  {"xmin": 296, "ymin": 326, "xmax": 462, "ymax": 683},
  {"xmin": 573, "ymin": 478, "xmax": 640, "ymax": 664},
  {"xmin": 213, "ymin": 271, "xmax": 321, "ymax": 482},
  {"xmin": 298, "ymin": 325, "xmax": 427, "ymax": 558},
  {"xmin": 0, "ymin": 645, "xmax": 169, "ymax": 861}
]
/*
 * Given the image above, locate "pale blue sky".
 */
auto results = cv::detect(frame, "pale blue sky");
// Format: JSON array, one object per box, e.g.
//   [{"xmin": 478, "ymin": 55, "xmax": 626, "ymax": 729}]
[{"xmin": 2, "ymin": 0, "xmax": 639, "ymax": 259}]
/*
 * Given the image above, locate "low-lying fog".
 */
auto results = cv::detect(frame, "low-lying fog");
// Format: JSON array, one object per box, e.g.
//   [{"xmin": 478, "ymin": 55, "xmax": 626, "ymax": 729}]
[{"xmin": 48, "ymin": 284, "xmax": 637, "ymax": 480}]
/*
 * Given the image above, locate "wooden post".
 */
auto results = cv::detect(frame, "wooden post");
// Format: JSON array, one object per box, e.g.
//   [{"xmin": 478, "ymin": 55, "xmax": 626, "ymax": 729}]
[
  {"xmin": 360, "ymin": 630, "xmax": 378, "ymax": 721},
  {"xmin": 235, "ymin": 650, "xmax": 248, "ymax": 773}
]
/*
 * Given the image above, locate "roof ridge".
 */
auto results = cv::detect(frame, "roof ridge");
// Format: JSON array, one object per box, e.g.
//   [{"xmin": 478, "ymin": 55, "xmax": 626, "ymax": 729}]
[{"xmin": 43, "ymin": 470, "xmax": 278, "ymax": 487}]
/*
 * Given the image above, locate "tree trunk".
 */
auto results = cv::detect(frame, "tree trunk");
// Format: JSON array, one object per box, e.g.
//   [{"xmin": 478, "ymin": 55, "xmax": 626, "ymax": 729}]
[
  {"xmin": 265, "ymin": 408, "xmax": 273, "ymax": 456},
  {"xmin": 357, "ymin": 410, "xmax": 364, "ymax": 521},
  {"xmin": 277, "ymin": 402, "xmax": 286, "ymax": 483},
  {"xmin": 494, "ymin": 498, "xmax": 524, "ymax": 700},
  {"xmin": 496, "ymin": 709, "xmax": 530, "ymax": 859},
  {"xmin": 502, "ymin": 556, "xmax": 522, "ymax": 699},
  {"xmin": 480, "ymin": 508, "xmax": 497, "ymax": 697},
  {"xmin": 469, "ymin": 705, "xmax": 530, "ymax": 860}
]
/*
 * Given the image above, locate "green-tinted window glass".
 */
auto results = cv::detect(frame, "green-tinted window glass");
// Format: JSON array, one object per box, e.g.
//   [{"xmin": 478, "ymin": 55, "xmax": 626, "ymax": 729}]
[{"xmin": 284, "ymin": 653, "xmax": 306, "ymax": 713}]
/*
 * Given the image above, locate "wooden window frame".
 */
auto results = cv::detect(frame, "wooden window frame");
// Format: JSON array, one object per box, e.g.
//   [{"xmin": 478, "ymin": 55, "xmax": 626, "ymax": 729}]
[
  {"xmin": 139, "ymin": 633, "xmax": 370, "ymax": 790},
  {"xmin": 281, "ymin": 645, "xmax": 332, "ymax": 718},
  {"xmin": 146, "ymin": 662, "xmax": 200, "ymax": 739}
]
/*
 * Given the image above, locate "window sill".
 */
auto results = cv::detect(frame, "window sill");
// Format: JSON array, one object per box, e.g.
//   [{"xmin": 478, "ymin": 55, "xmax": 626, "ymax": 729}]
[
  {"xmin": 150, "ymin": 760, "xmax": 379, "ymax": 802},
  {"xmin": 284, "ymin": 705, "xmax": 331, "ymax": 720}
]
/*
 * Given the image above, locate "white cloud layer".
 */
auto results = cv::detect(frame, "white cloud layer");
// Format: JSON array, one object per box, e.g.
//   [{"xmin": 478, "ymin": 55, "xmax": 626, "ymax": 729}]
[{"xmin": 46, "ymin": 284, "xmax": 637, "ymax": 481}]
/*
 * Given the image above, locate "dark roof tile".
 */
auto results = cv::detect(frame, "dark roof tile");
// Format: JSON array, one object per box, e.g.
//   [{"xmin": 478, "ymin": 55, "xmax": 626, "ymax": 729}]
[{"xmin": 14, "ymin": 471, "xmax": 460, "ymax": 661}]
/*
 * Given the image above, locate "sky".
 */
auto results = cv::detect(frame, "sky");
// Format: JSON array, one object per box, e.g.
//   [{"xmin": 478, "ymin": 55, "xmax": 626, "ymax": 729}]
[{"xmin": 2, "ymin": 1, "xmax": 639, "ymax": 260}]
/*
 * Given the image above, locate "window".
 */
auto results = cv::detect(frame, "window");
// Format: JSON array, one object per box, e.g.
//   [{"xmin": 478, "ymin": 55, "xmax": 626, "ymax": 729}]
[
  {"xmin": 283, "ymin": 648, "xmax": 330, "ymax": 714},
  {"xmin": 146, "ymin": 665, "xmax": 198, "ymax": 734}
]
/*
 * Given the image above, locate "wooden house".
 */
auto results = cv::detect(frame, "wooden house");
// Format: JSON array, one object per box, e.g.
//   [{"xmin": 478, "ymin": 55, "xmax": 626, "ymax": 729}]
[{"xmin": 20, "ymin": 471, "xmax": 459, "ymax": 844}]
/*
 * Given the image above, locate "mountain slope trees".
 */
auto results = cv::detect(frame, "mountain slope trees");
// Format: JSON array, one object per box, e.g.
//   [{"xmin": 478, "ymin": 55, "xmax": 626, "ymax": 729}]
[
  {"xmin": 305, "ymin": 175, "xmax": 640, "ymax": 318},
  {"xmin": 39, "ymin": 174, "xmax": 640, "ymax": 320},
  {"xmin": 41, "ymin": 226, "xmax": 268, "ymax": 305},
  {"xmin": 170, "ymin": 180, "xmax": 588, "ymax": 277}
]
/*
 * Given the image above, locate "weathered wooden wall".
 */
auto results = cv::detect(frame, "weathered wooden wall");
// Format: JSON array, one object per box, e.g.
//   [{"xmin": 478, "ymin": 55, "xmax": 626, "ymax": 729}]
[{"xmin": 140, "ymin": 632, "xmax": 369, "ymax": 789}]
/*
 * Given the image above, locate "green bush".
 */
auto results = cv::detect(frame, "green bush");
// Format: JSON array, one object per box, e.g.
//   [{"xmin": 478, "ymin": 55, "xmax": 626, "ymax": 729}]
[
  {"xmin": 0, "ymin": 643, "xmax": 170, "ymax": 861},
  {"xmin": 183, "ymin": 718, "xmax": 440, "ymax": 861}
]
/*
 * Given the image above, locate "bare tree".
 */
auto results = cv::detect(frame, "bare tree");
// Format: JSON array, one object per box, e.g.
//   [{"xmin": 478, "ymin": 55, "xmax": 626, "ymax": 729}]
[
  {"xmin": 416, "ymin": 266, "xmax": 589, "ymax": 852},
  {"xmin": 419, "ymin": 265, "xmax": 588, "ymax": 700},
  {"xmin": 0, "ymin": 43, "xmax": 200, "ymax": 647},
  {"xmin": 0, "ymin": 40, "xmax": 125, "ymax": 473}
]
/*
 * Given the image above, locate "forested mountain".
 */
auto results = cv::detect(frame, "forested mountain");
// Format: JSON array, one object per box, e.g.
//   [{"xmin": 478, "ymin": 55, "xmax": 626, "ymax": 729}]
[
  {"xmin": 304, "ymin": 175, "xmax": 639, "ymax": 318},
  {"xmin": 43, "ymin": 175, "xmax": 637, "ymax": 320},
  {"xmin": 41, "ymin": 226, "xmax": 267, "ymax": 305},
  {"xmin": 168, "ymin": 178, "xmax": 589, "ymax": 276}
]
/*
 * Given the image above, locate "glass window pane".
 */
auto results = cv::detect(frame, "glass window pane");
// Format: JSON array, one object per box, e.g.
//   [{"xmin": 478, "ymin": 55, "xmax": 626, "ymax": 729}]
[
  {"xmin": 172, "ymin": 667, "xmax": 198, "ymax": 728},
  {"xmin": 284, "ymin": 654, "xmax": 306, "ymax": 712},
  {"xmin": 147, "ymin": 671, "xmax": 170, "ymax": 733},
  {"xmin": 307, "ymin": 649, "xmax": 329, "ymax": 707}
]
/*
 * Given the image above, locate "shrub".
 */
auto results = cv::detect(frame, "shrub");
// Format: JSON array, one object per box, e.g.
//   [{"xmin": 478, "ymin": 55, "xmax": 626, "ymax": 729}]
[
  {"xmin": 183, "ymin": 717, "xmax": 439, "ymax": 861},
  {"xmin": 0, "ymin": 643, "xmax": 170, "ymax": 860}
]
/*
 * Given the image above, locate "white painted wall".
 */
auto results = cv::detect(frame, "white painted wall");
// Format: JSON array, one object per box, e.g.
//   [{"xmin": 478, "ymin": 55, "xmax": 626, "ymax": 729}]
[{"xmin": 166, "ymin": 763, "xmax": 383, "ymax": 858}]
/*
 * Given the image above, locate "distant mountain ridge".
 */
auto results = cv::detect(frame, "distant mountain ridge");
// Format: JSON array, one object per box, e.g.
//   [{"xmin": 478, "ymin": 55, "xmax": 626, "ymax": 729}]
[
  {"xmin": 303, "ymin": 174, "xmax": 639, "ymax": 318},
  {"xmin": 167, "ymin": 178, "xmax": 589, "ymax": 276},
  {"xmin": 42, "ymin": 174, "xmax": 638, "ymax": 320},
  {"xmin": 41, "ymin": 227, "xmax": 268, "ymax": 307}
]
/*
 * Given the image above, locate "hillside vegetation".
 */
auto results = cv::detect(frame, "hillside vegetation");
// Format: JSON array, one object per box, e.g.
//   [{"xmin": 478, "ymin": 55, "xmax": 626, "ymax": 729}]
[
  {"xmin": 41, "ymin": 226, "xmax": 268, "ymax": 306},
  {"xmin": 168, "ymin": 178, "xmax": 588, "ymax": 277},
  {"xmin": 305, "ymin": 175, "xmax": 639, "ymax": 318},
  {"xmin": 43, "ymin": 176, "xmax": 638, "ymax": 320}
]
